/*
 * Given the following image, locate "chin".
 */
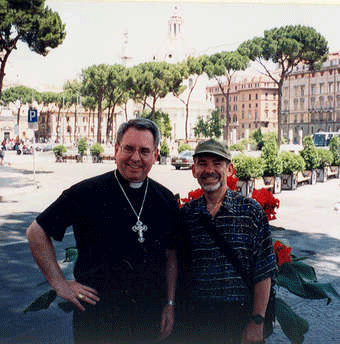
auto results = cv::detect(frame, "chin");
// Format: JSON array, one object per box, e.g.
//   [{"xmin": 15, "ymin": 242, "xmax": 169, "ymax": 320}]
[{"xmin": 202, "ymin": 182, "xmax": 222, "ymax": 192}]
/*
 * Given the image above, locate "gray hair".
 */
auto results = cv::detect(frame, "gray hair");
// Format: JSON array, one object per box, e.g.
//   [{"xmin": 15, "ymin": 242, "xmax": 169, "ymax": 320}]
[{"xmin": 116, "ymin": 118, "xmax": 161, "ymax": 148}]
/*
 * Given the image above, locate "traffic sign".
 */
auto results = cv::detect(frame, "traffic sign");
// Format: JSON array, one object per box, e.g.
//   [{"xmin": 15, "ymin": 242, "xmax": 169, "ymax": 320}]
[{"xmin": 28, "ymin": 109, "xmax": 38, "ymax": 123}]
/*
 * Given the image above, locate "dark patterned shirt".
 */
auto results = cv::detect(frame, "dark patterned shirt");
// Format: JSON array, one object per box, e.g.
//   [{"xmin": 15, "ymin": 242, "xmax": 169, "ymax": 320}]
[{"xmin": 180, "ymin": 190, "xmax": 277, "ymax": 304}]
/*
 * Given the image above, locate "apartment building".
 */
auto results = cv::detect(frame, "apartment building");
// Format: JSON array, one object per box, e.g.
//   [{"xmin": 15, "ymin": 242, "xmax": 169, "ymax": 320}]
[
  {"xmin": 206, "ymin": 75, "xmax": 279, "ymax": 144},
  {"xmin": 282, "ymin": 52, "xmax": 340, "ymax": 144}
]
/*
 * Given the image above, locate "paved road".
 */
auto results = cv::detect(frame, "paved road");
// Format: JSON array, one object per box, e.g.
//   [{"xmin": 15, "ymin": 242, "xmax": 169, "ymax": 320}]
[{"xmin": 1, "ymin": 150, "xmax": 340, "ymax": 343}]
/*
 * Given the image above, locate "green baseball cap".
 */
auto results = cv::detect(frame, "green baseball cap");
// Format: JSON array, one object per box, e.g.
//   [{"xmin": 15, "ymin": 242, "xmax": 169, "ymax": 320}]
[{"xmin": 193, "ymin": 139, "xmax": 231, "ymax": 161}]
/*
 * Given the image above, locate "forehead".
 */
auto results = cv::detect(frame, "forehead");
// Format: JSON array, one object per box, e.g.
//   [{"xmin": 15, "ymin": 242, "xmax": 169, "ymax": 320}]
[{"xmin": 120, "ymin": 128, "xmax": 154, "ymax": 146}]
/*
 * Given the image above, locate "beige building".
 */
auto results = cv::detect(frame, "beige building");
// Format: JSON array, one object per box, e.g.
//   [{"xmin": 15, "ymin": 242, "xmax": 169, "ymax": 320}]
[
  {"xmin": 281, "ymin": 52, "xmax": 340, "ymax": 144},
  {"xmin": 206, "ymin": 75, "xmax": 279, "ymax": 144}
]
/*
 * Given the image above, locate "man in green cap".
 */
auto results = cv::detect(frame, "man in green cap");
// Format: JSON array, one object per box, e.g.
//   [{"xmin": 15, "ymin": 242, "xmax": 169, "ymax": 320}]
[{"xmin": 179, "ymin": 138, "xmax": 277, "ymax": 344}]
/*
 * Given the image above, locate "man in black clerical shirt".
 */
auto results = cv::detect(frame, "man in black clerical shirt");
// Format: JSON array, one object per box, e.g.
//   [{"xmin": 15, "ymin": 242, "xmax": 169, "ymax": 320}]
[{"xmin": 26, "ymin": 119, "xmax": 179, "ymax": 344}]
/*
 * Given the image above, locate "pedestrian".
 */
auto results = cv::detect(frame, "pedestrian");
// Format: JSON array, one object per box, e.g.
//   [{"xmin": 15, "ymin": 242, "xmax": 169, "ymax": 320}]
[
  {"xmin": 178, "ymin": 139, "xmax": 277, "ymax": 344},
  {"xmin": 0, "ymin": 145, "xmax": 5, "ymax": 166},
  {"xmin": 26, "ymin": 118, "xmax": 179, "ymax": 344}
]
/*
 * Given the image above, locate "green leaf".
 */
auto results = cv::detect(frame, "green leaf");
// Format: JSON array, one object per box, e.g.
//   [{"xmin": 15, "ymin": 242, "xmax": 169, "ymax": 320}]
[
  {"xmin": 290, "ymin": 261, "xmax": 317, "ymax": 282},
  {"xmin": 277, "ymin": 263, "xmax": 306, "ymax": 297},
  {"xmin": 23, "ymin": 289, "xmax": 56, "ymax": 314},
  {"xmin": 64, "ymin": 246, "xmax": 78, "ymax": 263},
  {"xmin": 275, "ymin": 297, "xmax": 309, "ymax": 344}
]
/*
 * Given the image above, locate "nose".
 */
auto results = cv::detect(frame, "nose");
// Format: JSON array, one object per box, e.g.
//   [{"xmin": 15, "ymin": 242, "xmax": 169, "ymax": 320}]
[{"xmin": 130, "ymin": 149, "xmax": 142, "ymax": 161}]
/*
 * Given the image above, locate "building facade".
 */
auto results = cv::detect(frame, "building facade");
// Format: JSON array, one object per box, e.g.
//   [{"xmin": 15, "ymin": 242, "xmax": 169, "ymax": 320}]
[
  {"xmin": 281, "ymin": 52, "xmax": 340, "ymax": 144},
  {"xmin": 206, "ymin": 75, "xmax": 279, "ymax": 144}
]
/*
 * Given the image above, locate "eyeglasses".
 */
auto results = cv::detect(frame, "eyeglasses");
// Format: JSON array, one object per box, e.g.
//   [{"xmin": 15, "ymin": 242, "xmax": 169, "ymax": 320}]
[{"xmin": 119, "ymin": 144, "xmax": 155, "ymax": 158}]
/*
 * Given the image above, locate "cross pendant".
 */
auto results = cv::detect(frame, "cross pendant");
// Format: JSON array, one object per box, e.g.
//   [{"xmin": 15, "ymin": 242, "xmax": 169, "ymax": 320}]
[{"xmin": 132, "ymin": 219, "xmax": 148, "ymax": 243}]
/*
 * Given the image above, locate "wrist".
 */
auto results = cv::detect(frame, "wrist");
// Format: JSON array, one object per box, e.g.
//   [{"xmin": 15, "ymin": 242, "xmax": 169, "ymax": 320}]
[{"xmin": 249, "ymin": 314, "xmax": 265, "ymax": 325}]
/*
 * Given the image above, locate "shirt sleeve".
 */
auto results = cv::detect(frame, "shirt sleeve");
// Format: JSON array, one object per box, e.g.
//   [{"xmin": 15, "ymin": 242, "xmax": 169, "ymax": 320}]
[
  {"xmin": 36, "ymin": 188, "xmax": 79, "ymax": 241},
  {"xmin": 252, "ymin": 205, "xmax": 278, "ymax": 284}
]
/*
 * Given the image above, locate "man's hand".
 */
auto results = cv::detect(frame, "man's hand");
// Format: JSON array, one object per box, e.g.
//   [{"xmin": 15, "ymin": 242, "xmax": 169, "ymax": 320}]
[
  {"xmin": 55, "ymin": 280, "xmax": 100, "ymax": 311},
  {"xmin": 159, "ymin": 304, "xmax": 175, "ymax": 340},
  {"xmin": 241, "ymin": 321, "xmax": 264, "ymax": 344}
]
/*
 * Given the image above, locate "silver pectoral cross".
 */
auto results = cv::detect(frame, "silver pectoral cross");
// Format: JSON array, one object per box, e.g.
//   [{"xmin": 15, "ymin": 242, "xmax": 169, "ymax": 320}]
[{"xmin": 132, "ymin": 219, "xmax": 148, "ymax": 243}]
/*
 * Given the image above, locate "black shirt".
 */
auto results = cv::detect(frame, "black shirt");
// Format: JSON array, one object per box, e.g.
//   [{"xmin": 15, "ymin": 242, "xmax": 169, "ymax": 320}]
[{"xmin": 36, "ymin": 170, "xmax": 180, "ymax": 299}]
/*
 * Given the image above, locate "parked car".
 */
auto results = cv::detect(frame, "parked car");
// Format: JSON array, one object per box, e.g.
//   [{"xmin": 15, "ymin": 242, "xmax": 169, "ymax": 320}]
[{"xmin": 171, "ymin": 150, "xmax": 194, "ymax": 170}]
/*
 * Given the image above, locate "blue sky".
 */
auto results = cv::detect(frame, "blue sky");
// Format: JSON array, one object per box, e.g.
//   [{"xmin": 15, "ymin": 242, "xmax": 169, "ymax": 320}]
[{"xmin": 5, "ymin": 0, "xmax": 340, "ymax": 91}]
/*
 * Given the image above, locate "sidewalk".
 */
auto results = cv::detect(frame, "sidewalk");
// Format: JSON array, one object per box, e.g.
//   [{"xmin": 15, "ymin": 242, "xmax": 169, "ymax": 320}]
[{"xmin": 0, "ymin": 157, "xmax": 340, "ymax": 343}]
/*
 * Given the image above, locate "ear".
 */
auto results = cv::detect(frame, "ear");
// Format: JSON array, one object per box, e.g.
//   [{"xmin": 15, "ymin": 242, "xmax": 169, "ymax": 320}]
[
  {"xmin": 226, "ymin": 162, "xmax": 235, "ymax": 176},
  {"xmin": 114, "ymin": 143, "xmax": 119, "ymax": 158},
  {"xmin": 192, "ymin": 163, "xmax": 197, "ymax": 178},
  {"xmin": 153, "ymin": 148, "xmax": 159, "ymax": 163}
]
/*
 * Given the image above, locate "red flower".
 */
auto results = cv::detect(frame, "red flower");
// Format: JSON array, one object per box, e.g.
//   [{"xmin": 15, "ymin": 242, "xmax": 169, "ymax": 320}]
[
  {"xmin": 252, "ymin": 188, "xmax": 280, "ymax": 221},
  {"xmin": 273, "ymin": 240, "xmax": 292, "ymax": 266}
]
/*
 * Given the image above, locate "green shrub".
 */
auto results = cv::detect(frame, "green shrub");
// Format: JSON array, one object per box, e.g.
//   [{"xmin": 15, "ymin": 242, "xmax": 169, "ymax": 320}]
[
  {"xmin": 230, "ymin": 143, "xmax": 245, "ymax": 152},
  {"xmin": 329, "ymin": 136, "xmax": 340, "ymax": 165},
  {"xmin": 232, "ymin": 154, "xmax": 265, "ymax": 180},
  {"xmin": 261, "ymin": 138, "xmax": 283, "ymax": 176},
  {"xmin": 300, "ymin": 136, "xmax": 319, "ymax": 170},
  {"xmin": 178, "ymin": 144, "xmax": 193, "ymax": 153},
  {"xmin": 160, "ymin": 141, "xmax": 170, "ymax": 157},
  {"xmin": 77, "ymin": 137, "xmax": 88, "ymax": 156},
  {"xmin": 52, "ymin": 145, "xmax": 67, "ymax": 156},
  {"xmin": 279, "ymin": 151, "xmax": 306, "ymax": 174},
  {"xmin": 90, "ymin": 143, "xmax": 104, "ymax": 156},
  {"xmin": 316, "ymin": 148, "xmax": 333, "ymax": 168}
]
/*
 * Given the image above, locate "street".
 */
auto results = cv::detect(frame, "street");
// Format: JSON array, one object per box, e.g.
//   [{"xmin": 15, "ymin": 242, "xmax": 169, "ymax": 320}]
[{"xmin": 0, "ymin": 150, "xmax": 340, "ymax": 343}]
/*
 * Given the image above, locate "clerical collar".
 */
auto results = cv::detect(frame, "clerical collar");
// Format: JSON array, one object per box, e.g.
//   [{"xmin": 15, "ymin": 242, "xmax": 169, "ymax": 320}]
[{"xmin": 115, "ymin": 170, "xmax": 145, "ymax": 189}]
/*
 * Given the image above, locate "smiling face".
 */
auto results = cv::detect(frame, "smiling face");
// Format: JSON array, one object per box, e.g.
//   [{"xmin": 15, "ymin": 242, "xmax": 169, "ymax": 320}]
[
  {"xmin": 114, "ymin": 128, "xmax": 159, "ymax": 182},
  {"xmin": 192, "ymin": 154, "xmax": 233, "ymax": 193}
]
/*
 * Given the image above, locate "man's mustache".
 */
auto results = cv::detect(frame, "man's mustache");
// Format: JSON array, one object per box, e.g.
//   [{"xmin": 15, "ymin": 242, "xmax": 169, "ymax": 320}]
[{"xmin": 201, "ymin": 172, "xmax": 220, "ymax": 179}]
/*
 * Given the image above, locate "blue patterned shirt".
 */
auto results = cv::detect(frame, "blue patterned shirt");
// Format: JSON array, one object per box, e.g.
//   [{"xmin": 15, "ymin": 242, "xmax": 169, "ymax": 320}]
[{"xmin": 180, "ymin": 190, "xmax": 277, "ymax": 304}]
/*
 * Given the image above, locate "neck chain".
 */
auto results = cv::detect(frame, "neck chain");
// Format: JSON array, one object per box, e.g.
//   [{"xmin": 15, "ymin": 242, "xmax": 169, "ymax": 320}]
[{"xmin": 114, "ymin": 170, "xmax": 149, "ymax": 243}]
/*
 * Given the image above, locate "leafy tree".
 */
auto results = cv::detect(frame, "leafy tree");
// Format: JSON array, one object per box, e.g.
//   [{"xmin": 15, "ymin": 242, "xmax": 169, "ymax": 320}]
[
  {"xmin": 131, "ymin": 62, "xmax": 183, "ymax": 120},
  {"xmin": 261, "ymin": 136, "xmax": 283, "ymax": 176},
  {"xmin": 77, "ymin": 137, "xmax": 87, "ymax": 157},
  {"xmin": 194, "ymin": 110, "xmax": 222, "ymax": 139},
  {"xmin": 316, "ymin": 148, "xmax": 333, "ymax": 168},
  {"xmin": 141, "ymin": 110, "xmax": 172, "ymax": 140},
  {"xmin": 204, "ymin": 51, "xmax": 249, "ymax": 141},
  {"xmin": 64, "ymin": 79, "xmax": 82, "ymax": 142},
  {"xmin": 251, "ymin": 128, "xmax": 264, "ymax": 150},
  {"xmin": 1, "ymin": 85, "xmax": 38, "ymax": 139},
  {"xmin": 104, "ymin": 64, "xmax": 128, "ymax": 142},
  {"xmin": 238, "ymin": 25, "xmax": 328, "ymax": 145},
  {"xmin": 232, "ymin": 154, "xmax": 265, "ymax": 180},
  {"xmin": 81, "ymin": 96, "xmax": 97, "ymax": 140},
  {"xmin": 159, "ymin": 140, "xmax": 170, "ymax": 157},
  {"xmin": 38, "ymin": 91, "xmax": 58, "ymax": 141},
  {"xmin": 300, "ymin": 135, "xmax": 319, "ymax": 170},
  {"xmin": 178, "ymin": 143, "xmax": 192, "ymax": 153},
  {"xmin": 279, "ymin": 151, "xmax": 306, "ymax": 174},
  {"xmin": 81, "ymin": 64, "xmax": 110, "ymax": 143},
  {"xmin": 172, "ymin": 57, "xmax": 206, "ymax": 141},
  {"xmin": 329, "ymin": 136, "xmax": 340, "ymax": 166},
  {"xmin": 0, "ymin": 0, "xmax": 66, "ymax": 96}
]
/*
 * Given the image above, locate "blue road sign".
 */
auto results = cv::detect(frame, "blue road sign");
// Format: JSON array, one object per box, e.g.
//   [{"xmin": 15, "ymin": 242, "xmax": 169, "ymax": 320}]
[{"xmin": 28, "ymin": 109, "xmax": 38, "ymax": 123}]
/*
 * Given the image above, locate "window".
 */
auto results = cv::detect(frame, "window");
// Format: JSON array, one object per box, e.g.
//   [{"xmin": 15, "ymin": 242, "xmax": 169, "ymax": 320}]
[
  {"xmin": 319, "ymin": 83, "xmax": 324, "ymax": 94},
  {"xmin": 311, "ymin": 84, "xmax": 316, "ymax": 95},
  {"xmin": 300, "ymin": 86, "xmax": 305, "ymax": 97},
  {"xmin": 329, "ymin": 82, "xmax": 333, "ymax": 93}
]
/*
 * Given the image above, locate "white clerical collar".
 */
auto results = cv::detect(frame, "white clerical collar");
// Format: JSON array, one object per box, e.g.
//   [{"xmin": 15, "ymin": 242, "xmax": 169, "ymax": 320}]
[{"xmin": 129, "ymin": 181, "xmax": 144, "ymax": 189}]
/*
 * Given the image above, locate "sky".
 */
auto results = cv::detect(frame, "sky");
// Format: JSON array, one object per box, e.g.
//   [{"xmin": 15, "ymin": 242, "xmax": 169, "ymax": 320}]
[{"xmin": 5, "ymin": 0, "xmax": 340, "ymax": 91}]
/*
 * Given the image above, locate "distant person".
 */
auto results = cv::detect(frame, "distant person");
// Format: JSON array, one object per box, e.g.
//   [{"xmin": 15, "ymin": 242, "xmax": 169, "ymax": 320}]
[
  {"xmin": 179, "ymin": 139, "xmax": 277, "ymax": 344},
  {"xmin": 0, "ymin": 146, "xmax": 5, "ymax": 166},
  {"xmin": 26, "ymin": 118, "xmax": 179, "ymax": 343}
]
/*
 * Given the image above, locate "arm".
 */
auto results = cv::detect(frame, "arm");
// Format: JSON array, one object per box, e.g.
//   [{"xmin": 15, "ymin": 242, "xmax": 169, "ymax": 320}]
[
  {"xmin": 26, "ymin": 220, "xmax": 99, "ymax": 311},
  {"xmin": 241, "ymin": 277, "xmax": 271, "ymax": 344},
  {"xmin": 160, "ymin": 249, "xmax": 177, "ymax": 340}
]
